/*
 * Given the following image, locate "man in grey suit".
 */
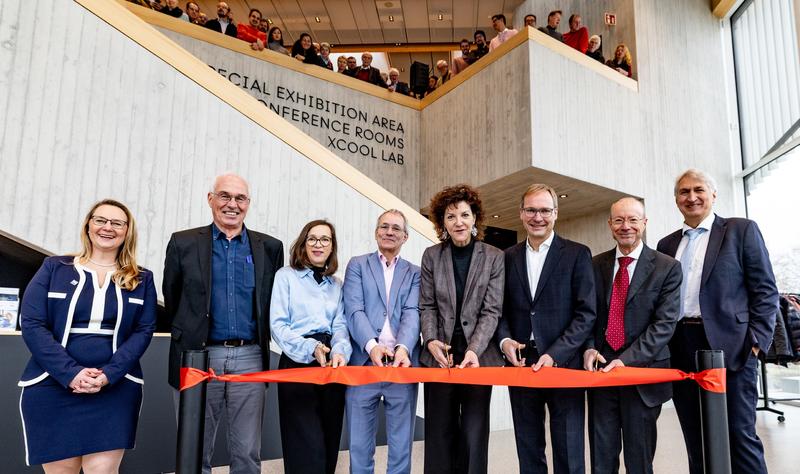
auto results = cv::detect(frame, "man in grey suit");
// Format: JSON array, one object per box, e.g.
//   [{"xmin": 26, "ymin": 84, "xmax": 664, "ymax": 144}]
[
  {"xmin": 163, "ymin": 173, "xmax": 283, "ymax": 474},
  {"xmin": 343, "ymin": 209, "xmax": 421, "ymax": 474},
  {"xmin": 584, "ymin": 197, "xmax": 682, "ymax": 474}
]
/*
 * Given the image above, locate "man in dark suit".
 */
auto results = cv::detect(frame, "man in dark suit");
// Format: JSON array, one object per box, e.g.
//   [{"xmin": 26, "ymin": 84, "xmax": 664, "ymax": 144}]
[
  {"xmin": 163, "ymin": 173, "xmax": 283, "ymax": 474},
  {"xmin": 657, "ymin": 169, "xmax": 778, "ymax": 474},
  {"xmin": 496, "ymin": 183, "xmax": 596, "ymax": 474},
  {"xmin": 354, "ymin": 52, "xmax": 384, "ymax": 86},
  {"xmin": 584, "ymin": 197, "xmax": 681, "ymax": 474},
  {"xmin": 203, "ymin": 1, "xmax": 237, "ymax": 38}
]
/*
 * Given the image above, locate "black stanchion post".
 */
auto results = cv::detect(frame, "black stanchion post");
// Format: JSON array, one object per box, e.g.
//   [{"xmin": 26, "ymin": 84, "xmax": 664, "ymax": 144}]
[
  {"xmin": 177, "ymin": 350, "xmax": 209, "ymax": 474},
  {"xmin": 697, "ymin": 350, "xmax": 731, "ymax": 474}
]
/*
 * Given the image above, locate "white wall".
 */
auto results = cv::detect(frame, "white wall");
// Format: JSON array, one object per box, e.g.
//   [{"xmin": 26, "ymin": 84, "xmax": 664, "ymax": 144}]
[{"xmin": 0, "ymin": 0, "xmax": 430, "ymax": 295}]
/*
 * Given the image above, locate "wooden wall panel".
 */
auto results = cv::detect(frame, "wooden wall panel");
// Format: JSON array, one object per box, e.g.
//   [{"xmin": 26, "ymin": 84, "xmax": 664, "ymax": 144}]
[
  {"xmin": 0, "ymin": 0, "xmax": 432, "ymax": 297},
  {"xmin": 418, "ymin": 43, "xmax": 531, "ymax": 205},
  {"xmin": 156, "ymin": 27, "xmax": 422, "ymax": 208}
]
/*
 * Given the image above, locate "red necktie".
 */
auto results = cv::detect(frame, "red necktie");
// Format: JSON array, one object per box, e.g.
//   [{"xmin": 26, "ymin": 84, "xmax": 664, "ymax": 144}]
[{"xmin": 606, "ymin": 256, "xmax": 633, "ymax": 351}]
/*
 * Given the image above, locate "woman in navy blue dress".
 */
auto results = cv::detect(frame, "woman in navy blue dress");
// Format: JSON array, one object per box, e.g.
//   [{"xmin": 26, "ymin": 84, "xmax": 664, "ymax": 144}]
[{"xmin": 18, "ymin": 199, "xmax": 156, "ymax": 472}]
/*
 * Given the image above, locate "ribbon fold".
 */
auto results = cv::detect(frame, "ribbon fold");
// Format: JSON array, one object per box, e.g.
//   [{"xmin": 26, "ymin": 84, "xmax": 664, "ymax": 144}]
[{"xmin": 181, "ymin": 366, "xmax": 726, "ymax": 393}]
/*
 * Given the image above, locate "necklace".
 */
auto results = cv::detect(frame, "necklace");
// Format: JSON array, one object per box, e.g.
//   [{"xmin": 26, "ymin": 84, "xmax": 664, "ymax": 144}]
[{"xmin": 88, "ymin": 258, "xmax": 117, "ymax": 268}]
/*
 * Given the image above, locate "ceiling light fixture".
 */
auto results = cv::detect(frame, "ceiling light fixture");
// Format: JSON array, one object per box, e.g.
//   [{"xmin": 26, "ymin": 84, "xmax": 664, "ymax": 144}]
[
  {"xmin": 315, "ymin": 16, "xmax": 321, "ymax": 23},
  {"xmin": 388, "ymin": 15, "xmax": 394, "ymax": 22},
  {"xmin": 492, "ymin": 214, "xmax": 500, "ymax": 218},
  {"xmin": 559, "ymin": 194, "xmax": 568, "ymax": 198},
  {"xmin": 395, "ymin": 42, "xmax": 401, "ymax": 46},
  {"xmin": 437, "ymin": 13, "xmax": 444, "ymax": 21}
]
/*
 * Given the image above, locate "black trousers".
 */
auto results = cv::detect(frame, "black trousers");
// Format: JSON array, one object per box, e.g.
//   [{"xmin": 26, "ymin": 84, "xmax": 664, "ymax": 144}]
[
  {"xmin": 277, "ymin": 352, "xmax": 345, "ymax": 474},
  {"xmin": 588, "ymin": 385, "xmax": 661, "ymax": 474},
  {"xmin": 670, "ymin": 321, "xmax": 767, "ymax": 474},
  {"xmin": 423, "ymin": 381, "xmax": 492, "ymax": 474},
  {"xmin": 507, "ymin": 342, "xmax": 585, "ymax": 474}
]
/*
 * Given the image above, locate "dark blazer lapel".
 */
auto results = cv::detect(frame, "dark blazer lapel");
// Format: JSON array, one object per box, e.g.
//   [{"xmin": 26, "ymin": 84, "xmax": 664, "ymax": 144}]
[
  {"xmin": 368, "ymin": 252, "xmax": 388, "ymax": 310},
  {"xmin": 661, "ymin": 231, "xmax": 682, "ymax": 258},
  {"xmin": 197, "ymin": 225, "xmax": 213, "ymax": 313},
  {"xmin": 513, "ymin": 243, "xmax": 533, "ymax": 305},
  {"xmin": 626, "ymin": 246, "xmax": 654, "ymax": 303},
  {"xmin": 249, "ymin": 229, "xmax": 266, "ymax": 315},
  {"xmin": 599, "ymin": 250, "xmax": 615, "ymax": 308},
  {"xmin": 389, "ymin": 258, "xmax": 409, "ymax": 314},
  {"xmin": 701, "ymin": 215, "xmax": 726, "ymax": 287},
  {"xmin": 440, "ymin": 244, "xmax": 457, "ymax": 313},
  {"xmin": 533, "ymin": 234, "xmax": 563, "ymax": 305},
  {"xmin": 462, "ymin": 242, "xmax": 485, "ymax": 304}
]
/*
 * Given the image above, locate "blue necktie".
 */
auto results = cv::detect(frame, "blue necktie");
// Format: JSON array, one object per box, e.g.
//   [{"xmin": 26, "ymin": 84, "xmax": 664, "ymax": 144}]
[{"xmin": 679, "ymin": 228, "xmax": 707, "ymax": 318}]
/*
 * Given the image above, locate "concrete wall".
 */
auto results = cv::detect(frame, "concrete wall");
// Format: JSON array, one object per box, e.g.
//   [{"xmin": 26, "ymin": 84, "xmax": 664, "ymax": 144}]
[{"xmin": 0, "ymin": 0, "xmax": 431, "ymax": 297}]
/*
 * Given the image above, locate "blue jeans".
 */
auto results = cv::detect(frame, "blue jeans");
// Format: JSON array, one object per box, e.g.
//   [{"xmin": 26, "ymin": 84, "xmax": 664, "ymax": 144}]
[{"xmin": 346, "ymin": 382, "xmax": 418, "ymax": 474}]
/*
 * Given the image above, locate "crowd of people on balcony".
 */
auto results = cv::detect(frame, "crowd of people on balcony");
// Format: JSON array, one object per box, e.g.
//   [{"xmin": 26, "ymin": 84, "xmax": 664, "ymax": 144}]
[{"xmin": 131, "ymin": 1, "xmax": 635, "ymax": 98}]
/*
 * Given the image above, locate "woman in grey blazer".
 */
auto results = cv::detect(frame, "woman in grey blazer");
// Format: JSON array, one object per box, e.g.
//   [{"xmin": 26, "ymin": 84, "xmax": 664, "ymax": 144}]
[{"xmin": 419, "ymin": 184, "xmax": 504, "ymax": 474}]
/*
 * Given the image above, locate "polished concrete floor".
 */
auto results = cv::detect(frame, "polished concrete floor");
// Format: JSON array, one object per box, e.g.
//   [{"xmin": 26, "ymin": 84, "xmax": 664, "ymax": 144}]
[{"xmin": 215, "ymin": 402, "xmax": 800, "ymax": 473}]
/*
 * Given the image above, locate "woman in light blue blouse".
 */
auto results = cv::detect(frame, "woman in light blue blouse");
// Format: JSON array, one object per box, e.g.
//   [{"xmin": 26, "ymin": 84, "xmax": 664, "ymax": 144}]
[{"xmin": 270, "ymin": 219, "xmax": 351, "ymax": 474}]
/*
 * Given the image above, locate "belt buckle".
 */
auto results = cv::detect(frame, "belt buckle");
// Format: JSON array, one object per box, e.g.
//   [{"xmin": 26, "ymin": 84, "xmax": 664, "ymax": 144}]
[{"xmin": 223, "ymin": 339, "xmax": 243, "ymax": 347}]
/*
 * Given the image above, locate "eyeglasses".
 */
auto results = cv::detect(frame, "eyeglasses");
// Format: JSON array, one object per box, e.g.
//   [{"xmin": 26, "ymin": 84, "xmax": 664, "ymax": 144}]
[
  {"xmin": 377, "ymin": 223, "xmax": 405, "ymax": 234},
  {"xmin": 610, "ymin": 217, "xmax": 643, "ymax": 227},
  {"xmin": 90, "ymin": 216, "xmax": 128, "ymax": 229},
  {"xmin": 212, "ymin": 192, "xmax": 250, "ymax": 204},
  {"xmin": 306, "ymin": 236, "xmax": 332, "ymax": 247},
  {"xmin": 521, "ymin": 207, "xmax": 555, "ymax": 218}
]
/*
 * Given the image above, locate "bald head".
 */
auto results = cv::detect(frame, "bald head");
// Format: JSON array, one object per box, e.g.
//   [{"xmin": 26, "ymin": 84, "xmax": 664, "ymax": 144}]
[{"xmin": 608, "ymin": 197, "xmax": 647, "ymax": 254}]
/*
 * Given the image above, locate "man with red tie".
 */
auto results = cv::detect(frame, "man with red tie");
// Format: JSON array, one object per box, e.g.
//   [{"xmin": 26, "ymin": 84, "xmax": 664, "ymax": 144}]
[{"xmin": 584, "ymin": 197, "xmax": 682, "ymax": 474}]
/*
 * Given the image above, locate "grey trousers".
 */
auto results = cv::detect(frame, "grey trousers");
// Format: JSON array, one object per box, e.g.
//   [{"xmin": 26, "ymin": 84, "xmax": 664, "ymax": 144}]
[{"xmin": 173, "ymin": 344, "xmax": 265, "ymax": 474}]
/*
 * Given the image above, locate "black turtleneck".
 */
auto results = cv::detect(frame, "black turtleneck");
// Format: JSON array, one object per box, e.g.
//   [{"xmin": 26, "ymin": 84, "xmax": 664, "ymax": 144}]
[
  {"xmin": 451, "ymin": 239, "xmax": 475, "ymax": 321},
  {"xmin": 311, "ymin": 266, "xmax": 325, "ymax": 284}
]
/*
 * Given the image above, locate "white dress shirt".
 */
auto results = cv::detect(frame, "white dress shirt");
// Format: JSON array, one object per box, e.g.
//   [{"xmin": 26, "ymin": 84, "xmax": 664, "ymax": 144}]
[
  {"xmin": 613, "ymin": 240, "xmax": 644, "ymax": 284},
  {"xmin": 364, "ymin": 253, "xmax": 404, "ymax": 354},
  {"xmin": 675, "ymin": 213, "xmax": 715, "ymax": 318},
  {"xmin": 499, "ymin": 232, "xmax": 554, "ymax": 349}
]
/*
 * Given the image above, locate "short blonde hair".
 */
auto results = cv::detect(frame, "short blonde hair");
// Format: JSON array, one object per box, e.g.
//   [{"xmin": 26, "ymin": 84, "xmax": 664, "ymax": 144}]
[{"xmin": 520, "ymin": 184, "xmax": 558, "ymax": 209}]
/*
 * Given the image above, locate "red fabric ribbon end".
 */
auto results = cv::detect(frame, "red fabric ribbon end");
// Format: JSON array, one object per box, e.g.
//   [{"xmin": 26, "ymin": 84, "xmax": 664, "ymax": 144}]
[
  {"xmin": 684, "ymin": 368, "xmax": 727, "ymax": 393},
  {"xmin": 179, "ymin": 367, "xmax": 214, "ymax": 391}
]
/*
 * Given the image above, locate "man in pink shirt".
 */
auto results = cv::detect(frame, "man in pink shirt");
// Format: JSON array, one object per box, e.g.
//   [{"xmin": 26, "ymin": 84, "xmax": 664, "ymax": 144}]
[
  {"xmin": 343, "ymin": 210, "xmax": 421, "ymax": 474},
  {"xmin": 489, "ymin": 13, "xmax": 518, "ymax": 52}
]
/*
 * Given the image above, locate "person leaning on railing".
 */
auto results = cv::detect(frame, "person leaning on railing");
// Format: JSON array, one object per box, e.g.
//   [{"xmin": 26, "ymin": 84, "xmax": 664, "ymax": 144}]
[
  {"xmin": 607, "ymin": 43, "xmax": 633, "ymax": 77},
  {"xmin": 18, "ymin": 199, "xmax": 156, "ymax": 471},
  {"xmin": 291, "ymin": 33, "xmax": 324, "ymax": 66},
  {"xmin": 237, "ymin": 8, "xmax": 267, "ymax": 50},
  {"xmin": 586, "ymin": 34, "xmax": 605, "ymax": 63}
]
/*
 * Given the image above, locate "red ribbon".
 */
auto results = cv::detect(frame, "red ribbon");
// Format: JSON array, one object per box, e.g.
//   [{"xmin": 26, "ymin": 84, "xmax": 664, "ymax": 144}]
[{"xmin": 181, "ymin": 366, "xmax": 726, "ymax": 393}]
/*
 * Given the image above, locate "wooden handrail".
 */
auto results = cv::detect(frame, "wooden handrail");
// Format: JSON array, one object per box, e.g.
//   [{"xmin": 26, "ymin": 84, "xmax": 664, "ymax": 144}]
[
  {"xmin": 78, "ymin": 0, "xmax": 438, "ymax": 242},
  {"xmin": 120, "ymin": 3, "xmax": 638, "ymax": 110}
]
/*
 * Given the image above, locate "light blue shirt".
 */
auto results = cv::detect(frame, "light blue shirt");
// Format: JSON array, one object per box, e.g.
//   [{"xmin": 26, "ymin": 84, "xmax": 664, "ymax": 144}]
[{"xmin": 270, "ymin": 266, "xmax": 352, "ymax": 364}]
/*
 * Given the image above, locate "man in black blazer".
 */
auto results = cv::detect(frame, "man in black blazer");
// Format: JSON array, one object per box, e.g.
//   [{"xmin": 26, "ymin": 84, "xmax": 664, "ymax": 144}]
[
  {"xmin": 657, "ymin": 169, "xmax": 778, "ymax": 474},
  {"xmin": 496, "ymin": 183, "xmax": 596, "ymax": 474},
  {"xmin": 584, "ymin": 197, "xmax": 681, "ymax": 474},
  {"xmin": 163, "ymin": 173, "xmax": 283, "ymax": 474},
  {"xmin": 203, "ymin": 1, "xmax": 237, "ymax": 38}
]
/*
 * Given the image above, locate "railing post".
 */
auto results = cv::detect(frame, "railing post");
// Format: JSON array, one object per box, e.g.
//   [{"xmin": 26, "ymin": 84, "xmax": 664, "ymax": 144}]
[
  {"xmin": 176, "ymin": 350, "xmax": 209, "ymax": 474},
  {"xmin": 696, "ymin": 350, "xmax": 732, "ymax": 474}
]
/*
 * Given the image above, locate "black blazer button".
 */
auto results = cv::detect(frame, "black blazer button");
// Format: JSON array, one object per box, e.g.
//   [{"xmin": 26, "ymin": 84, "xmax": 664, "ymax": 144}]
[{"xmin": 462, "ymin": 321, "xmax": 469, "ymax": 326}]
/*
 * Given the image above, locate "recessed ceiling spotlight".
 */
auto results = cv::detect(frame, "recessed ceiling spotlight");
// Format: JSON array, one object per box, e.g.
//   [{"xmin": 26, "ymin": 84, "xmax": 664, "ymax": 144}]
[
  {"xmin": 492, "ymin": 214, "xmax": 500, "ymax": 218},
  {"xmin": 395, "ymin": 42, "xmax": 401, "ymax": 46},
  {"xmin": 437, "ymin": 13, "xmax": 443, "ymax": 21},
  {"xmin": 315, "ymin": 16, "xmax": 321, "ymax": 23},
  {"xmin": 388, "ymin": 15, "xmax": 394, "ymax": 22},
  {"xmin": 559, "ymin": 194, "xmax": 568, "ymax": 198}
]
